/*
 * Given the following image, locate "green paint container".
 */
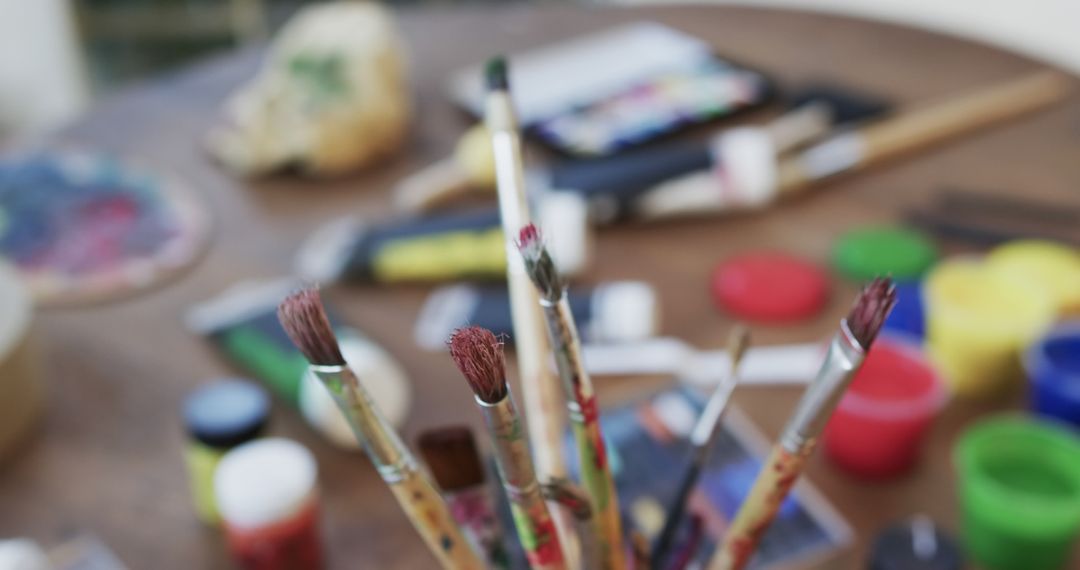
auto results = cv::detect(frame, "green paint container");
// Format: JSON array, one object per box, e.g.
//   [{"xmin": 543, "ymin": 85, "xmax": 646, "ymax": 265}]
[{"xmin": 955, "ymin": 415, "xmax": 1080, "ymax": 570}]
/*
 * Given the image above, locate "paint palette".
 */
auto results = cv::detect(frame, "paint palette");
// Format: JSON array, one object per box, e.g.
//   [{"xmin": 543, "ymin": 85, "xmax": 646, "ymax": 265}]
[{"xmin": 0, "ymin": 151, "xmax": 210, "ymax": 306}]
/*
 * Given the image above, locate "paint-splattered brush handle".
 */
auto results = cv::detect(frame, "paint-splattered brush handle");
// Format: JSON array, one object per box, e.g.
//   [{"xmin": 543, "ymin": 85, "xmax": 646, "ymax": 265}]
[
  {"xmin": 390, "ymin": 470, "xmax": 486, "ymax": 570},
  {"xmin": 544, "ymin": 298, "xmax": 626, "ymax": 570},
  {"xmin": 707, "ymin": 443, "xmax": 813, "ymax": 570}
]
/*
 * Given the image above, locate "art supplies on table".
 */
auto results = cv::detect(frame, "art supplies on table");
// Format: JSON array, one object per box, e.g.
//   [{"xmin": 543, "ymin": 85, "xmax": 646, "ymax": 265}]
[
  {"xmin": 448, "ymin": 23, "xmax": 774, "ymax": 157},
  {"xmin": 822, "ymin": 334, "xmax": 946, "ymax": 479},
  {"xmin": 711, "ymin": 252, "xmax": 830, "ymax": 323},
  {"xmin": 832, "ymin": 226, "xmax": 938, "ymax": 282},
  {"xmin": 0, "ymin": 150, "xmax": 210, "ymax": 307},
  {"xmin": 908, "ymin": 188, "xmax": 1080, "ymax": 247},
  {"xmin": 186, "ymin": 279, "xmax": 411, "ymax": 449},
  {"xmin": 707, "ymin": 279, "xmax": 894, "ymax": 570},
  {"xmin": 985, "ymin": 240, "xmax": 1080, "ymax": 315},
  {"xmin": 581, "ymin": 336, "xmax": 823, "ymax": 387},
  {"xmin": 450, "ymin": 327, "xmax": 568, "ymax": 569},
  {"xmin": 518, "ymin": 225, "xmax": 626, "ymax": 569},
  {"xmin": 924, "ymin": 258, "xmax": 1054, "ymax": 399},
  {"xmin": 413, "ymin": 281, "xmax": 658, "ymax": 351},
  {"xmin": 868, "ymin": 516, "xmax": 963, "ymax": 570},
  {"xmin": 279, "ymin": 289, "xmax": 484, "ymax": 569},
  {"xmin": 636, "ymin": 71, "xmax": 1069, "ymax": 221},
  {"xmin": 182, "ymin": 379, "xmax": 270, "ymax": 524},
  {"xmin": 540, "ymin": 84, "xmax": 890, "ymax": 223},
  {"xmin": 214, "ymin": 438, "xmax": 324, "ymax": 569},
  {"xmin": 955, "ymin": 416, "xmax": 1080, "ymax": 570},
  {"xmin": 394, "ymin": 125, "xmax": 497, "ymax": 214},
  {"xmin": 0, "ymin": 259, "xmax": 41, "ymax": 462},
  {"xmin": 652, "ymin": 326, "xmax": 749, "ymax": 568},
  {"xmin": 1025, "ymin": 321, "xmax": 1080, "ymax": 428},
  {"xmin": 418, "ymin": 427, "xmax": 511, "ymax": 569},
  {"xmin": 566, "ymin": 388, "xmax": 852, "ymax": 569},
  {"xmin": 207, "ymin": 2, "xmax": 409, "ymax": 176},
  {"xmin": 484, "ymin": 57, "xmax": 578, "ymax": 563},
  {"xmin": 296, "ymin": 193, "xmax": 589, "ymax": 285}
]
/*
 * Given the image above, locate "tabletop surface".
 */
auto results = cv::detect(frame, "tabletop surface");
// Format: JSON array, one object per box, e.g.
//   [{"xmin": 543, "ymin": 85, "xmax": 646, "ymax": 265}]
[{"xmin": 2, "ymin": 3, "xmax": 1078, "ymax": 569}]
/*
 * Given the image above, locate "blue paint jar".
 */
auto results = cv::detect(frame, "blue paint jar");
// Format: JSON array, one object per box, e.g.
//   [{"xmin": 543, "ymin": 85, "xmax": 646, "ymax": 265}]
[
  {"xmin": 1025, "ymin": 322, "xmax": 1080, "ymax": 428},
  {"xmin": 883, "ymin": 280, "xmax": 925, "ymax": 340}
]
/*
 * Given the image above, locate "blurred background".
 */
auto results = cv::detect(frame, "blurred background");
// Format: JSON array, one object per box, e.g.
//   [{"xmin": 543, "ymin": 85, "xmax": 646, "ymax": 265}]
[{"xmin": 3, "ymin": 0, "xmax": 1079, "ymax": 136}]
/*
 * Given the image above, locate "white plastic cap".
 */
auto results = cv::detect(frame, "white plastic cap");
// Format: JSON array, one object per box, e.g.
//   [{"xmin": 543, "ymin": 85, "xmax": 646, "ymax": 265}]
[
  {"xmin": 714, "ymin": 127, "xmax": 778, "ymax": 207},
  {"xmin": 0, "ymin": 539, "xmax": 49, "ymax": 570},
  {"xmin": 214, "ymin": 438, "xmax": 318, "ymax": 529},
  {"xmin": 537, "ymin": 191, "xmax": 591, "ymax": 277},
  {"xmin": 299, "ymin": 333, "xmax": 412, "ymax": 449},
  {"xmin": 588, "ymin": 281, "xmax": 659, "ymax": 343}
]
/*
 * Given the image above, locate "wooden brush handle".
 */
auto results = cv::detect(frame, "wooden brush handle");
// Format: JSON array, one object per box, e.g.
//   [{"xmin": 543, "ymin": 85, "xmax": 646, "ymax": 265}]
[
  {"xmin": 778, "ymin": 71, "xmax": 1068, "ymax": 193},
  {"xmin": 390, "ymin": 470, "xmax": 485, "ymax": 570},
  {"xmin": 707, "ymin": 444, "xmax": 814, "ymax": 570}
]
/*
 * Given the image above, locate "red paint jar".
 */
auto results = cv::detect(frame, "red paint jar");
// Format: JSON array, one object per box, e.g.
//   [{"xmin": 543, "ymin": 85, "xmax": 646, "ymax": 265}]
[
  {"xmin": 215, "ymin": 438, "xmax": 324, "ymax": 569},
  {"xmin": 823, "ymin": 335, "xmax": 946, "ymax": 479}
]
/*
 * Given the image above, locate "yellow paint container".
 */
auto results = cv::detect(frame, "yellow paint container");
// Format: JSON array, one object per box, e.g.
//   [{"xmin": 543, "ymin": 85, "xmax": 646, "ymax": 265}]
[
  {"xmin": 985, "ymin": 240, "xmax": 1080, "ymax": 315},
  {"xmin": 925, "ymin": 258, "xmax": 1055, "ymax": 398}
]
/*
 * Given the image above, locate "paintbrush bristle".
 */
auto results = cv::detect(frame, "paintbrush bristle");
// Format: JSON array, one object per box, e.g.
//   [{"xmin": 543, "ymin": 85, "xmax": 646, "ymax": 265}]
[
  {"xmin": 417, "ymin": 426, "xmax": 486, "ymax": 492},
  {"xmin": 277, "ymin": 286, "xmax": 345, "ymax": 366},
  {"xmin": 485, "ymin": 57, "xmax": 509, "ymax": 92},
  {"xmin": 449, "ymin": 326, "xmax": 508, "ymax": 404},
  {"xmin": 846, "ymin": 277, "xmax": 897, "ymax": 349},
  {"xmin": 516, "ymin": 223, "xmax": 562, "ymax": 302}
]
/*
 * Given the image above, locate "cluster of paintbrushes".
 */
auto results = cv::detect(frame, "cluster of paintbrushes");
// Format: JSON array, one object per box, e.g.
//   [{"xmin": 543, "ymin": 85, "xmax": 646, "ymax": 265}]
[{"xmin": 276, "ymin": 56, "xmax": 897, "ymax": 570}]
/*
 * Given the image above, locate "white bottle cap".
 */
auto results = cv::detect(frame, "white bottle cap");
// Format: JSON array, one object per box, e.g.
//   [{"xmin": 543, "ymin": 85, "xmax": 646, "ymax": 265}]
[
  {"xmin": 0, "ymin": 539, "xmax": 49, "ymax": 570},
  {"xmin": 214, "ymin": 438, "xmax": 318, "ymax": 530},
  {"xmin": 588, "ymin": 281, "xmax": 659, "ymax": 343},
  {"xmin": 537, "ymin": 191, "xmax": 591, "ymax": 277},
  {"xmin": 299, "ymin": 333, "xmax": 412, "ymax": 449}
]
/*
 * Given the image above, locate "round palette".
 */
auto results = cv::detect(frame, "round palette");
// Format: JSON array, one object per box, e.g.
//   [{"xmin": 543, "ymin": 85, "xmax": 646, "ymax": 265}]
[{"xmin": 0, "ymin": 151, "xmax": 211, "ymax": 306}]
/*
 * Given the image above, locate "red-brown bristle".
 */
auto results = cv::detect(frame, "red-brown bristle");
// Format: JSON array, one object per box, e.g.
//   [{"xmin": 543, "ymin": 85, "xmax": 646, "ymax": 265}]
[
  {"xmin": 277, "ymin": 287, "xmax": 345, "ymax": 366},
  {"xmin": 448, "ymin": 326, "xmax": 508, "ymax": 404},
  {"xmin": 845, "ymin": 277, "xmax": 897, "ymax": 349}
]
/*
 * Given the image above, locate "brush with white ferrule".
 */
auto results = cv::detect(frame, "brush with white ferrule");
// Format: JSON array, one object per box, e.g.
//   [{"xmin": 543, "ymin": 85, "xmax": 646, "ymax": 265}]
[
  {"xmin": 278, "ymin": 288, "xmax": 483, "ymax": 570},
  {"xmin": 707, "ymin": 278, "xmax": 897, "ymax": 570},
  {"xmin": 450, "ymin": 327, "xmax": 568, "ymax": 570},
  {"xmin": 517, "ymin": 224, "xmax": 627, "ymax": 570},
  {"xmin": 651, "ymin": 325, "xmax": 751, "ymax": 569},
  {"xmin": 484, "ymin": 56, "xmax": 577, "ymax": 565}
]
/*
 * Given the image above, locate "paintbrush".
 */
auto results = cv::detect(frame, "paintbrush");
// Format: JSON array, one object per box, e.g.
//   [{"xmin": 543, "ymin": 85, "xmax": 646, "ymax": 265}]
[
  {"xmin": 542, "ymin": 478, "xmax": 600, "ymax": 570},
  {"xmin": 517, "ymin": 223, "xmax": 626, "ymax": 569},
  {"xmin": 484, "ymin": 56, "xmax": 575, "ymax": 546},
  {"xmin": 418, "ymin": 426, "xmax": 511, "ymax": 569},
  {"xmin": 278, "ymin": 288, "xmax": 483, "ymax": 570},
  {"xmin": 706, "ymin": 278, "xmax": 896, "ymax": 570},
  {"xmin": 666, "ymin": 514, "xmax": 705, "ymax": 570},
  {"xmin": 450, "ymin": 326, "xmax": 568, "ymax": 570},
  {"xmin": 651, "ymin": 325, "xmax": 751, "ymax": 569}
]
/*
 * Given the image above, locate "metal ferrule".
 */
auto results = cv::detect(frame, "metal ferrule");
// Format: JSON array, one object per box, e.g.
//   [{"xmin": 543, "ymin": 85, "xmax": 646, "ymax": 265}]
[
  {"xmin": 779, "ymin": 320, "xmax": 865, "ymax": 452},
  {"xmin": 477, "ymin": 392, "xmax": 540, "ymax": 497},
  {"xmin": 539, "ymin": 294, "xmax": 591, "ymax": 423},
  {"xmin": 311, "ymin": 364, "xmax": 412, "ymax": 482}
]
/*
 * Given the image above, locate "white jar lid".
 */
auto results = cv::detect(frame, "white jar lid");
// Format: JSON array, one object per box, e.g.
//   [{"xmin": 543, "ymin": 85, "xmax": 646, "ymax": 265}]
[{"xmin": 214, "ymin": 438, "xmax": 317, "ymax": 529}]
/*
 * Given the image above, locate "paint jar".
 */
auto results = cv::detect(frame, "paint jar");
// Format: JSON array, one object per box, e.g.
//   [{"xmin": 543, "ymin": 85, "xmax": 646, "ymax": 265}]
[
  {"xmin": 1025, "ymin": 321, "xmax": 1080, "ymax": 428},
  {"xmin": 868, "ymin": 516, "xmax": 963, "ymax": 570},
  {"xmin": 823, "ymin": 335, "xmax": 946, "ymax": 479},
  {"xmin": 924, "ymin": 259, "xmax": 1054, "ymax": 399},
  {"xmin": 215, "ymin": 438, "xmax": 323, "ymax": 570},
  {"xmin": 985, "ymin": 240, "xmax": 1080, "ymax": 315},
  {"xmin": 183, "ymin": 379, "xmax": 270, "ymax": 524},
  {"xmin": 955, "ymin": 416, "xmax": 1080, "ymax": 570}
]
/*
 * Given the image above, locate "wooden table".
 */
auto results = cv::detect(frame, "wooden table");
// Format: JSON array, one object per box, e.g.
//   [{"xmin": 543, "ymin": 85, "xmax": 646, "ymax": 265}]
[{"xmin": 2, "ymin": 4, "xmax": 1078, "ymax": 569}]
